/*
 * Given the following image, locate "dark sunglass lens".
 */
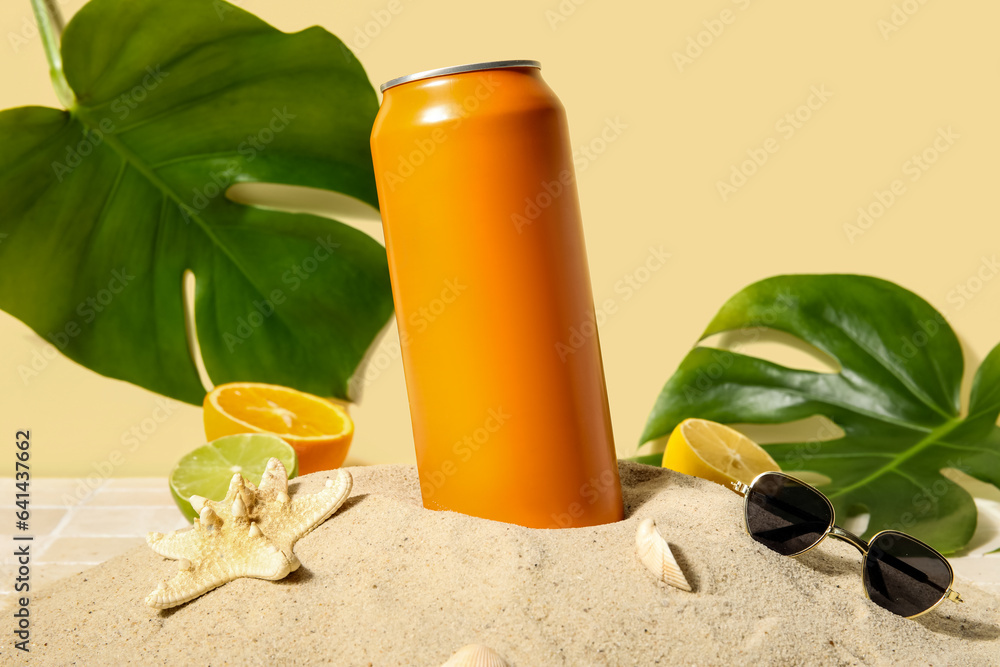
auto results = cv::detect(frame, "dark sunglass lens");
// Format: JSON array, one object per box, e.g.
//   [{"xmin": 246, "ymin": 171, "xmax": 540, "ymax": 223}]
[
  {"xmin": 864, "ymin": 532, "xmax": 952, "ymax": 617},
  {"xmin": 745, "ymin": 473, "xmax": 833, "ymax": 556}
]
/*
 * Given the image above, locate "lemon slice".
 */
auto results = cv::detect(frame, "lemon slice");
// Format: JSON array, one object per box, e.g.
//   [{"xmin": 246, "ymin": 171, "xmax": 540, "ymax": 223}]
[
  {"xmin": 169, "ymin": 433, "xmax": 298, "ymax": 522},
  {"xmin": 662, "ymin": 418, "xmax": 779, "ymax": 490},
  {"xmin": 203, "ymin": 382, "xmax": 354, "ymax": 475}
]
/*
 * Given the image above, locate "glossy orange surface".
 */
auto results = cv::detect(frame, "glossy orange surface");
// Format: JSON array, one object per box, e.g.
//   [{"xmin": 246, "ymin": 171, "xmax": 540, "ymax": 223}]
[{"xmin": 370, "ymin": 65, "xmax": 622, "ymax": 528}]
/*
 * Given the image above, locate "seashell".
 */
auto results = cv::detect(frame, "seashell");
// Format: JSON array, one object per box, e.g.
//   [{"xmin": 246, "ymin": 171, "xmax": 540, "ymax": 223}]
[
  {"xmin": 440, "ymin": 644, "xmax": 510, "ymax": 667},
  {"xmin": 635, "ymin": 518, "xmax": 692, "ymax": 592}
]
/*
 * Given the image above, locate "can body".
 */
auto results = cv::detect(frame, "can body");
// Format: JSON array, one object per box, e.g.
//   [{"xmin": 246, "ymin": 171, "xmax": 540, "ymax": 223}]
[{"xmin": 370, "ymin": 62, "xmax": 623, "ymax": 528}]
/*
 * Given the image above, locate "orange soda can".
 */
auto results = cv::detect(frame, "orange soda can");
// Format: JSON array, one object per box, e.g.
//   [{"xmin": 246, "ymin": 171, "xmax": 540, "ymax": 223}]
[{"xmin": 370, "ymin": 60, "xmax": 623, "ymax": 528}]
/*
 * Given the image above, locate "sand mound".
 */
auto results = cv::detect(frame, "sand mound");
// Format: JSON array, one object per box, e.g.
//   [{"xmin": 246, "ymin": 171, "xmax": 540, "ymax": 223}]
[{"xmin": 14, "ymin": 463, "xmax": 1000, "ymax": 665}]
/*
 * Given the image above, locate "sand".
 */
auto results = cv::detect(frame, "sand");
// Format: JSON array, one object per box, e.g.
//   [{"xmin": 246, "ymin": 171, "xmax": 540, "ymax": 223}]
[{"xmin": 8, "ymin": 462, "xmax": 1000, "ymax": 666}]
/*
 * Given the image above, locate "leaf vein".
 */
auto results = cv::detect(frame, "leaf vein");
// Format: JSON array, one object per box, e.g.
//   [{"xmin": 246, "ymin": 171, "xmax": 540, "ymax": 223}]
[
  {"xmin": 833, "ymin": 331, "xmax": 954, "ymax": 420},
  {"xmin": 78, "ymin": 157, "xmax": 128, "ymax": 272}
]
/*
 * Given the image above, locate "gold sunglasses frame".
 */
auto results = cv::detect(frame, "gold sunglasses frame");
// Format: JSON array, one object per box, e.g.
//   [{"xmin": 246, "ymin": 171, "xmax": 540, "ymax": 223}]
[{"xmin": 732, "ymin": 471, "xmax": 964, "ymax": 619}]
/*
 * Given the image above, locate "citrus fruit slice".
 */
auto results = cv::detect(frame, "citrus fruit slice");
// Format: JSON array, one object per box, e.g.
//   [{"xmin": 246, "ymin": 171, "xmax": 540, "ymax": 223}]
[
  {"xmin": 662, "ymin": 418, "xmax": 779, "ymax": 490},
  {"xmin": 169, "ymin": 433, "xmax": 298, "ymax": 522},
  {"xmin": 204, "ymin": 382, "xmax": 354, "ymax": 475}
]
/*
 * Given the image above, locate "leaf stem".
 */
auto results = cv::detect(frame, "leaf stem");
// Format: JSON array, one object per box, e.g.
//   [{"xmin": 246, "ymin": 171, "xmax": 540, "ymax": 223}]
[
  {"xmin": 30, "ymin": 0, "xmax": 75, "ymax": 109},
  {"xmin": 827, "ymin": 416, "xmax": 963, "ymax": 500}
]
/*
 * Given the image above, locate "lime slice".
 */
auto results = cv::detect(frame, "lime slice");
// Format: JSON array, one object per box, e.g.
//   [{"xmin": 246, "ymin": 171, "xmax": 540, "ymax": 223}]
[{"xmin": 169, "ymin": 433, "xmax": 298, "ymax": 522}]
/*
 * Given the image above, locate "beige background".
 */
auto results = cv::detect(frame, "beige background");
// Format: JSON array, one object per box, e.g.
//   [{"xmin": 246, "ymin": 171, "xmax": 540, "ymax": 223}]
[{"xmin": 1, "ymin": 0, "xmax": 998, "ymax": 477}]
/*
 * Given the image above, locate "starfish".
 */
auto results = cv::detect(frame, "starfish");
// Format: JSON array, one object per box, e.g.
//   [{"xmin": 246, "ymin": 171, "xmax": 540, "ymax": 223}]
[{"xmin": 144, "ymin": 458, "xmax": 352, "ymax": 609}]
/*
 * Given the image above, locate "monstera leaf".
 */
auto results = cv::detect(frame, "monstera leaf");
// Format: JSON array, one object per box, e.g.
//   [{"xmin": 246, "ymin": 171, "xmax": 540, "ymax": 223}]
[
  {"xmin": 640, "ymin": 275, "xmax": 1000, "ymax": 553},
  {"xmin": 0, "ymin": 0, "xmax": 393, "ymax": 404}
]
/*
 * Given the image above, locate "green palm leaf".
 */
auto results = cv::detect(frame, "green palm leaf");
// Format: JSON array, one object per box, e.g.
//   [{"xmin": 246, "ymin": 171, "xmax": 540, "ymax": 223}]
[
  {"xmin": 641, "ymin": 275, "xmax": 1000, "ymax": 553},
  {"xmin": 0, "ymin": 0, "xmax": 393, "ymax": 403}
]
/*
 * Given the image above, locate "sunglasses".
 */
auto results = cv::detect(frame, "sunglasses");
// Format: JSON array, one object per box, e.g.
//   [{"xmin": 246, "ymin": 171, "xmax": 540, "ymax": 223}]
[{"xmin": 731, "ymin": 471, "xmax": 964, "ymax": 618}]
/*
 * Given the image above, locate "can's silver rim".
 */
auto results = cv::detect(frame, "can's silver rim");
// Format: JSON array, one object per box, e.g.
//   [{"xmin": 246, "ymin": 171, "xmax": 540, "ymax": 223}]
[{"xmin": 379, "ymin": 59, "xmax": 541, "ymax": 93}]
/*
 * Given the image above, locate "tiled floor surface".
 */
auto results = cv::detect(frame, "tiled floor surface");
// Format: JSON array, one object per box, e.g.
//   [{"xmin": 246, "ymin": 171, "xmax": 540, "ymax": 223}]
[{"xmin": 0, "ymin": 478, "xmax": 189, "ymax": 601}]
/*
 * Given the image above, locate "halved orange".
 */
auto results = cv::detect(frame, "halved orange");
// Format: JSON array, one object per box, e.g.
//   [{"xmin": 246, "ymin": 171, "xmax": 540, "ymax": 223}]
[{"xmin": 204, "ymin": 382, "xmax": 354, "ymax": 475}]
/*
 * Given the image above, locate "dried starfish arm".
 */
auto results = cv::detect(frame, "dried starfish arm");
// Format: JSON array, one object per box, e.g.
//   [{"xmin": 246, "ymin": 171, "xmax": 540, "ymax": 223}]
[
  {"xmin": 145, "ymin": 536, "xmax": 292, "ymax": 609},
  {"xmin": 257, "ymin": 467, "xmax": 353, "ymax": 559},
  {"xmin": 146, "ymin": 527, "xmax": 204, "ymax": 561}
]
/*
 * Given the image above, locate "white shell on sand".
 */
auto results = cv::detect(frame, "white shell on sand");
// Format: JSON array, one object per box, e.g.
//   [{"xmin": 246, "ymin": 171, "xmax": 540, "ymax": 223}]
[
  {"xmin": 441, "ymin": 644, "xmax": 510, "ymax": 667},
  {"xmin": 143, "ymin": 458, "xmax": 352, "ymax": 609},
  {"xmin": 635, "ymin": 517, "xmax": 692, "ymax": 592}
]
